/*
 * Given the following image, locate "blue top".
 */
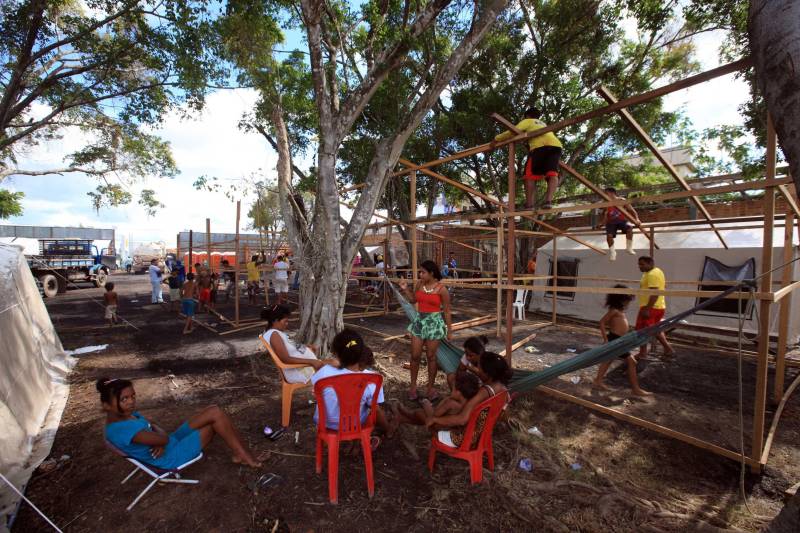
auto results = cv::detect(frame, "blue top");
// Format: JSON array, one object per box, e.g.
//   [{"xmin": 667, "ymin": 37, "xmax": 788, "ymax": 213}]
[{"xmin": 105, "ymin": 412, "xmax": 201, "ymax": 470}]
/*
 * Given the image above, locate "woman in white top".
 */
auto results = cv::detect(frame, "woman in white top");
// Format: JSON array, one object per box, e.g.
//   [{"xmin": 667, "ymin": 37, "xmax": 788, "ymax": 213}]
[{"xmin": 260, "ymin": 304, "xmax": 324, "ymax": 383}]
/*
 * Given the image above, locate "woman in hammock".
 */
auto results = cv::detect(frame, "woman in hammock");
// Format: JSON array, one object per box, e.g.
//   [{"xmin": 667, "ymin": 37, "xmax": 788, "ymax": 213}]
[{"xmin": 399, "ymin": 260, "xmax": 453, "ymax": 401}]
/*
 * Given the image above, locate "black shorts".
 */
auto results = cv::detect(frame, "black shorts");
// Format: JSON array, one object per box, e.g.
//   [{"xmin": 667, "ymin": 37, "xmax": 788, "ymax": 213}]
[
  {"xmin": 605, "ymin": 220, "xmax": 631, "ymax": 237},
  {"xmin": 524, "ymin": 146, "xmax": 562, "ymax": 180},
  {"xmin": 607, "ymin": 332, "xmax": 631, "ymax": 360}
]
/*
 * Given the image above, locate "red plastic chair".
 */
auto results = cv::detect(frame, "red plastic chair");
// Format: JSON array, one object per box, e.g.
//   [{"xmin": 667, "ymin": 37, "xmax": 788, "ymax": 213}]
[
  {"xmin": 428, "ymin": 391, "xmax": 510, "ymax": 484},
  {"xmin": 313, "ymin": 373, "xmax": 383, "ymax": 504}
]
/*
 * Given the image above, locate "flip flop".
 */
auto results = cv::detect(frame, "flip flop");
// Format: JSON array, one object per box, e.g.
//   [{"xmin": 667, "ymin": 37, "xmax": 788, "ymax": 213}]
[
  {"xmin": 408, "ymin": 390, "xmax": 419, "ymax": 401},
  {"xmin": 370, "ymin": 436, "xmax": 382, "ymax": 451},
  {"xmin": 427, "ymin": 390, "xmax": 441, "ymax": 402}
]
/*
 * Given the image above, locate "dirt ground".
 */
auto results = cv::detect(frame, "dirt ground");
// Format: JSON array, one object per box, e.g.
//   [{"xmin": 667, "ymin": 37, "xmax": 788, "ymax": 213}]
[{"xmin": 11, "ymin": 274, "xmax": 800, "ymax": 532}]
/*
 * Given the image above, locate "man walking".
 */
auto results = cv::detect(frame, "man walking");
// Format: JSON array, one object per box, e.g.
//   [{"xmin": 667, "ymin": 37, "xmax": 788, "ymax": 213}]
[
  {"xmin": 636, "ymin": 256, "xmax": 674, "ymax": 360},
  {"xmin": 148, "ymin": 258, "xmax": 163, "ymax": 304}
]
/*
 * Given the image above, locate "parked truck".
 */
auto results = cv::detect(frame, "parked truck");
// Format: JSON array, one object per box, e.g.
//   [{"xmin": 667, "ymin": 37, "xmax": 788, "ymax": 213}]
[{"xmin": 27, "ymin": 239, "xmax": 116, "ymax": 297}]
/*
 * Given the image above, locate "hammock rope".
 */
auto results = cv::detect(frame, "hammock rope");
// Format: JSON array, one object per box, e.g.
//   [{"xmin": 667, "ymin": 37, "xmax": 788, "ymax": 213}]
[{"xmin": 388, "ymin": 280, "xmax": 756, "ymax": 394}]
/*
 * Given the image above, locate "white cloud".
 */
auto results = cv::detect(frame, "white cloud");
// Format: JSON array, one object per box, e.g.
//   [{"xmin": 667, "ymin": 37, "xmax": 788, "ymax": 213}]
[{"xmin": 4, "ymin": 89, "xmax": 277, "ymax": 247}]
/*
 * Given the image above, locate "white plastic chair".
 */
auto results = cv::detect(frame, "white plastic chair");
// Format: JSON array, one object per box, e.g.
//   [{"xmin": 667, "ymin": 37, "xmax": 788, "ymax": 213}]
[
  {"xmin": 106, "ymin": 441, "xmax": 202, "ymax": 511},
  {"xmin": 513, "ymin": 289, "xmax": 528, "ymax": 320}
]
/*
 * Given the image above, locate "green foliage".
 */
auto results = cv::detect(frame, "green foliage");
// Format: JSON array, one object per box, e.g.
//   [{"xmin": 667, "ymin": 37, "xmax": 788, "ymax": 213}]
[
  {"xmin": 87, "ymin": 184, "xmax": 132, "ymax": 212},
  {"xmin": 138, "ymin": 189, "xmax": 164, "ymax": 217},
  {"xmin": 0, "ymin": 0, "xmax": 228, "ymax": 211},
  {"xmin": 0, "ymin": 189, "xmax": 24, "ymax": 218}
]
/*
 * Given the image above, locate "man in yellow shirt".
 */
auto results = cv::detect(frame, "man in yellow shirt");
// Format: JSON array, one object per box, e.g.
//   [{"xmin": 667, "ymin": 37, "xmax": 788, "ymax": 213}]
[
  {"xmin": 246, "ymin": 254, "xmax": 265, "ymax": 305},
  {"xmin": 494, "ymin": 107, "xmax": 563, "ymax": 209},
  {"xmin": 635, "ymin": 256, "xmax": 674, "ymax": 360}
]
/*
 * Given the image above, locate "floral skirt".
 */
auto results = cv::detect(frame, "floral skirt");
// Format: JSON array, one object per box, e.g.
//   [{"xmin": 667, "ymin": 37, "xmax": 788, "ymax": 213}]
[{"xmin": 407, "ymin": 311, "xmax": 447, "ymax": 341}]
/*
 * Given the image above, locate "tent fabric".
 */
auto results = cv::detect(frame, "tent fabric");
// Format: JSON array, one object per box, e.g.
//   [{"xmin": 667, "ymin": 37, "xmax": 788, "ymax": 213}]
[
  {"xmin": 389, "ymin": 280, "xmax": 746, "ymax": 394},
  {"xmin": 0, "ymin": 244, "xmax": 74, "ymax": 531}
]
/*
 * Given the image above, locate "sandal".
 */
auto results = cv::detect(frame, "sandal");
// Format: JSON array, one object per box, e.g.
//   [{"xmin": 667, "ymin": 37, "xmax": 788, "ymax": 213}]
[
  {"xmin": 427, "ymin": 390, "xmax": 441, "ymax": 402},
  {"xmin": 408, "ymin": 390, "xmax": 419, "ymax": 401},
  {"xmin": 370, "ymin": 436, "xmax": 382, "ymax": 451}
]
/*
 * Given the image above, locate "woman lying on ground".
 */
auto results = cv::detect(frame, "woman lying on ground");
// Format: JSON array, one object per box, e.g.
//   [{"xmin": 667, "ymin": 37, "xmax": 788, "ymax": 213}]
[
  {"xmin": 260, "ymin": 304, "xmax": 326, "ymax": 383},
  {"xmin": 426, "ymin": 352, "xmax": 513, "ymax": 448},
  {"xmin": 99, "ymin": 378, "xmax": 261, "ymax": 469},
  {"xmin": 398, "ymin": 259, "xmax": 453, "ymax": 401}
]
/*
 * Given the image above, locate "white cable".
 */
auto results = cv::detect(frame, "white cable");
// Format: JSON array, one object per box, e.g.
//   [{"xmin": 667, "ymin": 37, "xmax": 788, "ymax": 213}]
[{"xmin": 0, "ymin": 472, "xmax": 63, "ymax": 532}]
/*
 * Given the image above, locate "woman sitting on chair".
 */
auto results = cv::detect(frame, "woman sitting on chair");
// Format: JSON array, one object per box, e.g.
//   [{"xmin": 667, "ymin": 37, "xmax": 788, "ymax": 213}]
[
  {"xmin": 398, "ymin": 260, "xmax": 453, "ymax": 401},
  {"xmin": 99, "ymin": 377, "xmax": 261, "ymax": 469},
  {"xmin": 426, "ymin": 352, "xmax": 512, "ymax": 448},
  {"xmin": 260, "ymin": 304, "xmax": 325, "ymax": 383}
]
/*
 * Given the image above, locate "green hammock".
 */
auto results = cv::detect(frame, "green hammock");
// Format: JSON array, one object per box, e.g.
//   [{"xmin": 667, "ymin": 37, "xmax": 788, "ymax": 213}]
[{"xmin": 389, "ymin": 281, "xmax": 750, "ymax": 394}]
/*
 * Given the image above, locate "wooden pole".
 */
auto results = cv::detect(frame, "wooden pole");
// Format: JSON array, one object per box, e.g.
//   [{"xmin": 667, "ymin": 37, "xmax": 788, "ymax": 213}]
[
  {"xmin": 496, "ymin": 215, "xmax": 503, "ymax": 339},
  {"xmin": 188, "ymin": 230, "xmax": 193, "ymax": 274},
  {"xmin": 752, "ymin": 114, "xmax": 776, "ymax": 470},
  {"xmin": 206, "ymin": 218, "xmax": 211, "ymax": 272},
  {"xmin": 552, "ymin": 235, "xmax": 558, "ymax": 325},
  {"xmin": 384, "ymin": 222, "xmax": 390, "ymax": 316},
  {"xmin": 234, "ymin": 201, "xmax": 241, "ymax": 327},
  {"xmin": 176, "ymin": 233, "xmax": 181, "ymax": 265},
  {"xmin": 505, "ymin": 144, "xmax": 516, "ymax": 361},
  {"xmin": 649, "ymin": 227, "xmax": 655, "ymax": 258},
  {"xmin": 774, "ymin": 212, "xmax": 795, "ymax": 403}
]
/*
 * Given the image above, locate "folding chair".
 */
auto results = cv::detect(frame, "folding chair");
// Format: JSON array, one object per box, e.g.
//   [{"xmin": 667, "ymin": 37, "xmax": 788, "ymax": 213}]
[
  {"xmin": 260, "ymin": 335, "xmax": 313, "ymax": 427},
  {"xmin": 512, "ymin": 289, "xmax": 528, "ymax": 320},
  {"xmin": 106, "ymin": 441, "xmax": 202, "ymax": 511}
]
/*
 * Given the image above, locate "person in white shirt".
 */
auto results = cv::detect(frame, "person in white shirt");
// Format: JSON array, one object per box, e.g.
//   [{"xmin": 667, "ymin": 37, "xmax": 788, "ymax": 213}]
[
  {"xmin": 148, "ymin": 259, "xmax": 163, "ymax": 304},
  {"xmin": 273, "ymin": 255, "xmax": 290, "ymax": 304},
  {"xmin": 311, "ymin": 329, "xmax": 397, "ymax": 440},
  {"xmin": 260, "ymin": 304, "xmax": 323, "ymax": 384}
]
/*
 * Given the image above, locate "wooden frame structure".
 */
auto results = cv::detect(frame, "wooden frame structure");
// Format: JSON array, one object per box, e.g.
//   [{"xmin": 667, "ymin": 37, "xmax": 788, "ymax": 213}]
[{"xmin": 368, "ymin": 58, "xmax": 799, "ymax": 473}]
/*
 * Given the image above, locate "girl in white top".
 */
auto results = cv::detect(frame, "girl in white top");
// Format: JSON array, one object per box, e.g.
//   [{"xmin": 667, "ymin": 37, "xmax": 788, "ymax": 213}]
[{"xmin": 260, "ymin": 304, "xmax": 324, "ymax": 384}]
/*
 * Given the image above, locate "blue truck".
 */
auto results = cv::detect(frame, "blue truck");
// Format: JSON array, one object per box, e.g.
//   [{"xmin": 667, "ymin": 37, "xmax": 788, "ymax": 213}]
[{"xmin": 27, "ymin": 239, "xmax": 115, "ymax": 297}]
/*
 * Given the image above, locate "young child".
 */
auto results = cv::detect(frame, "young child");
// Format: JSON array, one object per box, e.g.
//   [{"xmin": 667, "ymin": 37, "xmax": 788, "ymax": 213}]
[
  {"xmin": 447, "ymin": 335, "xmax": 490, "ymax": 390},
  {"xmin": 103, "ymin": 282, "xmax": 118, "ymax": 326},
  {"xmin": 598, "ymin": 187, "xmax": 639, "ymax": 262},
  {"xmin": 427, "ymin": 352, "xmax": 512, "ymax": 448},
  {"xmin": 98, "ymin": 377, "xmax": 261, "ymax": 469},
  {"xmin": 166, "ymin": 270, "xmax": 181, "ymax": 312},
  {"xmin": 593, "ymin": 285, "xmax": 650, "ymax": 396},
  {"xmin": 181, "ymin": 273, "xmax": 198, "ymax": 335},
  {"xmin": 397, "ymin": 371, "xmax": 481, "ymax": 427},
  {"xmin": 311, "ymin": 329, "xmax": 397, "ymax": 439}
]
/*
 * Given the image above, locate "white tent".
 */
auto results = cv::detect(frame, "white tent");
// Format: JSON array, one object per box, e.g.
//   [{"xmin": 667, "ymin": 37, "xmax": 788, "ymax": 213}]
[
  {"xmin": 0, "ymin": 243, "xmax": 74, "ymax": 531},
  {"xmin": 530, "ymin": 222, "xmax": 800, "ymax": 345}
]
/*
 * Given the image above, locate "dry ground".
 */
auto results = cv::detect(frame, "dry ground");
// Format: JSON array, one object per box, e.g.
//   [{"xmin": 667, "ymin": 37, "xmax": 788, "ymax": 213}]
[{"xmin": 11, "ymin": 274, "xmax": 800, "ymax": 532}]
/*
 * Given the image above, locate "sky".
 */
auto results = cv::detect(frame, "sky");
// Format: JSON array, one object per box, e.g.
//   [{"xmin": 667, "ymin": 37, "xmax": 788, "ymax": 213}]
[{"xmin": 1, "ymin": 23, "xmax": 751, "ymax": 252}]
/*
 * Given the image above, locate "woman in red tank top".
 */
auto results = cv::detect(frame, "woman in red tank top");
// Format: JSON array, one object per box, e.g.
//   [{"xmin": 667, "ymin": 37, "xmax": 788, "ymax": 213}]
[{"xmin": 399, "ymin": 260, "xmax": 453, "ymax": 401}]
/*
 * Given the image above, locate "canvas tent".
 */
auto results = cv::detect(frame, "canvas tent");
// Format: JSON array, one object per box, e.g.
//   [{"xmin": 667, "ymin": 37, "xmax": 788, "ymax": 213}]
[
  {"xmin": 529, "ymin": 222, "xmax": 800, "ymax": 346},
  {"xmin": 0, "ymin": 243, "xmax": 74, "ymax": 531}
]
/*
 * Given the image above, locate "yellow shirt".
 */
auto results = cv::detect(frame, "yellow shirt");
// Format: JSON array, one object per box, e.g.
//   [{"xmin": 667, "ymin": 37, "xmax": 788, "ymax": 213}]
[
  {"xmin": 495, "ymin": 118, "xmax": 562, "ymax": 151},
  {"xmin": 639, "ymin": 267, "xmax": 666, "ymax": 310},
  {"xmin": 246, "ymin": 261, "xmax": 259, "ymax": 282}
]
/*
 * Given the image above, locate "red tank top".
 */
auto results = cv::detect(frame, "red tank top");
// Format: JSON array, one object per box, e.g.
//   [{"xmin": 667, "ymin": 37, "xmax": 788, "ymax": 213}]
[{"xmin": 416, "ymin": 285, "xmax": 442, "ymax": 313}]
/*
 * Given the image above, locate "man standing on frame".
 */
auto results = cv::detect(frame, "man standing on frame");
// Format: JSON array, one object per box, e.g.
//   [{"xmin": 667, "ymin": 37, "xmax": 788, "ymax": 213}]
[
  {"xmin": 636, "ymin": 256, "xmax": 675, "ymax": 361},
  {"xmin": 493, "ymin": 106, "xmax": 563, "ymax": 209}
]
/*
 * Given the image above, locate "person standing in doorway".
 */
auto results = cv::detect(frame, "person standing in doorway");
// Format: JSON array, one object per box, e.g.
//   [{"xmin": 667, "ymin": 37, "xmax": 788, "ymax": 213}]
[
  {"xmin": 148, "ymin": 259, "xmax": 163, "ymax": 304},
  {"xmin": 493, "ymin": 106, "xmax": 563, "ymax": 209},
  {"xmin": 636, "ymin": 256, "xmax": 674, "ymax": 360}
]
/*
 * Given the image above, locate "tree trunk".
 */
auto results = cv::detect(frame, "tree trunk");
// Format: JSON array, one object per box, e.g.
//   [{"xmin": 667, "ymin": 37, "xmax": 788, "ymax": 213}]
[{"xmin": 749, "ymin": 0, "xmax": 800, "ymax": 191}]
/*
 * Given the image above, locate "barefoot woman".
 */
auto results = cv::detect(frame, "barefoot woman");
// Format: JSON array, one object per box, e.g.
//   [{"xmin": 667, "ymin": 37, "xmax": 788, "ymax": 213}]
[{"xmin": 399, "ymin": 260, "xmax": 453, "ymax": 401}]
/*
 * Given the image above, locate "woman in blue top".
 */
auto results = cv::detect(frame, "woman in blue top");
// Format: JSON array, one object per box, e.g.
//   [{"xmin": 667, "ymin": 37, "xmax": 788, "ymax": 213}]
[{"xmin": 99, "ymin": 377, "xmax": 261, "ymax": 469}]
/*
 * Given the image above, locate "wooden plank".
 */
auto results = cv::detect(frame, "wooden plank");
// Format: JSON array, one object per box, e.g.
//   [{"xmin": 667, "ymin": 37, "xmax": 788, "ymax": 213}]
[
  {"xmin": 411, "ymin": 171, "xmax": 418, "ymax": 286},
  {"xmin": 558, "ymin": 161, "xmax": 658, "ymax": 249},
  {"xmin": 778, "ymin": 184, "xmax": 800, "ymax": 219},
  {"xmin": 399, "ymin": 158, "xmax": 498, "ymax": 206},
  {"xmin": 234, "ymin": 201, "xmax": 241, "ymax": 326},
  {"xmin": 551, "ymin": 236, "xmax": 558, "ymax": 325},
  {"xmin": 537, "ymin": 386, "xmax": 760, "ymax": 467},
  {"xmin": 773, "ymin": 279, "xmax": 800, "ymax": 303},
  {"xmin": 496, "ymin": 217, "xmax": 503, "ymax": 338},
  {"xmin": 752, "ymin": 178, "xmax": 775, "ymax": 470},
  {"xmin": 774, "ymin": 212, "xmax": 795, "ymax": 402},
  {"xmin": 218, "ymin": 320, "xmax": 268, "ymax": 336},
  {"xmin": 393, "ymin": 58, "xmax": 751, "ymax": 177},
  {"xmin": 761, "ymin": 370, "xmax": 800, "ymax": 465},
  {"xmin": 506, "ymin": 142, "xmax": 516, "ymax": 361},
  {"xmin": 498, "ymin": 330, "xmax": 541, "ymax": 357},
  {"xmin": 597, "ymin": 85, "xmax": 727, "ymax": 249},
  {"xmin": 500, "ymin": 283, "xmax": 774, "ymax": 301},
  {"xmin": 452, "ymin": 316, "xmax": 497, "ymax": 332}
]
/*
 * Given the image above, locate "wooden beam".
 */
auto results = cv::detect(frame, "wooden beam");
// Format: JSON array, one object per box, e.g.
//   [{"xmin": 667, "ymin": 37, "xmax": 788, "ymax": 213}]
[
  {"xmin": 778, "ymin": 184, "xmax": 800, "ymax": 219},
  {"xmin": 505, "ymin": 143, "xmax": 516, "ymax": 361},
  {"xmin": 597, "ymin": 85, "xmax": 728, "ymax": 249},
  {"xmin": 399, "ymin": 157, "xmax": 498, "ymax": 207},
  {"xmin": 774, "ymin": 211, "xmax": 795, "ymax": 403},
  {"xmin": 498, "ymin": 330, "xmax": 542, "ymax": 357},
  {"xmin": 551, "ymin": 236, "xmax": 557, "ymax": 325},
  {"xmin": 558, "ymin": 161, "xmax": 658, "ymax": 249},
  {"xmin": 761, "ymin": 371, "xmax": 800, "ymax": 465},
  {"xmin": 496, "ymin": 216, "xmax": 503, "ymax": 339},
  {"xmin": 538, "ymin": 386, "xmax": 760, "ymax": 467},
  {"xmin": 411, "ymin": 171, "xmax": 418, "ymax": 286},
  {"xmin": 393, "ymin": 58, "xmax": 752, "ymax": 177},
  {"xmin": 234, "ymin": 201, "xmax": 241, "ymax": 327}
]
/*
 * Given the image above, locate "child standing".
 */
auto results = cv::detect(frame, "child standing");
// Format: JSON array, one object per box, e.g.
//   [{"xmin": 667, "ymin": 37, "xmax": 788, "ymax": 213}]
[
  {"xmin": 166, "ymin": 270, "xmax": 181, "ymax": 312},
  {"xmin": 593, "ymin": 285, "xmax": 650, "ymax": 396},
  {"xmin": 181, "ymin": 273, "xmax": 198, "ymax": 335},
  {"xmin": 103, "ymin": 282, "xmax": 118, "ymax": 326},
  {"xmin": 599, "ymin": 187, "xmax": 639, "ymax": 262},
  {"xmin": 273, "ymin": 255, "xmax": 290, "ymax": 305}
]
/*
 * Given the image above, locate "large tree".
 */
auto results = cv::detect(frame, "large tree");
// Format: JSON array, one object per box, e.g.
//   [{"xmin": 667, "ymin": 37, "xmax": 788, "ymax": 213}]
[
  {"xmin": 0, "ymin": 0, "xmax": 225, "ymax": 212},
  {"xmin": 230, "ymin": 0, "xmax": 508, "ymax": 349},
  {"xmin": 749, "ymin": 0, "xmax": 800, "ymax": 192}
]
